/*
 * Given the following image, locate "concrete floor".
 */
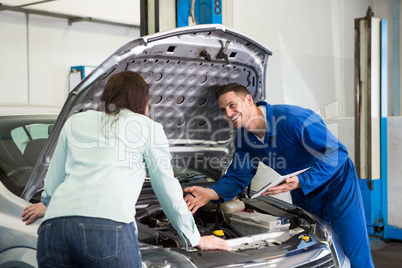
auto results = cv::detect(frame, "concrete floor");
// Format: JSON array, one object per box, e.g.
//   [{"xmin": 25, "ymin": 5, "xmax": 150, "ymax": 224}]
[{"xmin": 370, "ymin": 239, "xmax": 402, "ymax": 268}]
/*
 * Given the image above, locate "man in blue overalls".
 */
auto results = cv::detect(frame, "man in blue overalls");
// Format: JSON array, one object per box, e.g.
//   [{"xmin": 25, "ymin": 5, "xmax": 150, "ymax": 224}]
[{"xmin": 184, "ymin": 83, "xmax": 374, "ymax": 268}]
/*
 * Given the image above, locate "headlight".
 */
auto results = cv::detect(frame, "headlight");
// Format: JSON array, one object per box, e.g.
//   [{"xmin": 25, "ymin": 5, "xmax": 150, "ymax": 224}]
[
  {"xmin": 308, "ymin": 214, "xmax": 346, "ymax": 267},
  {"xmin": 321, "ymin": 226, "xmax": 333, "ymax": 242},
  {"xmin": 141, "ymin": 247, "xmax": 196, "ymax": 268}
]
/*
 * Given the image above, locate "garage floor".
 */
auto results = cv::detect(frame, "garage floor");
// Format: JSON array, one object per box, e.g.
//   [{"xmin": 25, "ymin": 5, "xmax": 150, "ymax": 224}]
[{"xmin": 370, "ymin": 239, "xmax": 402, "ymax": 267}]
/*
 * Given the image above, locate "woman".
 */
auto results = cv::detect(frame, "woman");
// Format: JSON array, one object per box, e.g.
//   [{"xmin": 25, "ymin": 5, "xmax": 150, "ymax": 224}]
[{"xmin": 22, "ymin": 71, "xmax": 230, "ymax": 268}]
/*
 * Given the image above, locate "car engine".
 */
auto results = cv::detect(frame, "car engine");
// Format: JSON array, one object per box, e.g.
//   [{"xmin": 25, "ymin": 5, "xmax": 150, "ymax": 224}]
[{"xmin": 135, "ymin": 193, "xmax": 312, "ymax": 251}]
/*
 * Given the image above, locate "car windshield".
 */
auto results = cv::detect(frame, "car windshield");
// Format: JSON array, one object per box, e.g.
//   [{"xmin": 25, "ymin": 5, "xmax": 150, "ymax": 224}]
[{"xmin": 0, "ymin": 115, "xmax": 56, "ymax": 198}]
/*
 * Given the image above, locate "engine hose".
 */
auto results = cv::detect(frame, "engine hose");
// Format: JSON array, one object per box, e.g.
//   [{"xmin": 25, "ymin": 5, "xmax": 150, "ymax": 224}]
[{"xmin": 136, "ymin": 203, "xmax": 163, "ymax": 222}]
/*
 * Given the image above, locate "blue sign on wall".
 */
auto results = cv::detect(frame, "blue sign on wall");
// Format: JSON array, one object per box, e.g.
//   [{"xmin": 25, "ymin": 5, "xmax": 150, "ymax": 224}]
[{"xmin": 177, "ymin": 0, "xmax": 222, "ymax": 27}]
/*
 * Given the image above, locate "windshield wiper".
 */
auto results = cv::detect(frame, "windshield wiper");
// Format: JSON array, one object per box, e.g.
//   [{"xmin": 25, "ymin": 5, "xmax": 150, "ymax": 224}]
[{"xmin": 176, "ymin": 173, "xmax": 207, "ymax": 182}]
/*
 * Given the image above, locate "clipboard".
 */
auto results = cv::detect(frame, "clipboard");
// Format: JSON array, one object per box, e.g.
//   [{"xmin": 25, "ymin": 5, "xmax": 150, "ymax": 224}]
[{"xmin": 250, "ymin": 167, "xmax": 311, "ymax": 199}]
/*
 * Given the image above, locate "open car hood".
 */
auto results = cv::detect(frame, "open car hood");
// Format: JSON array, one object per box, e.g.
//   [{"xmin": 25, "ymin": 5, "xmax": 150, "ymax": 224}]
[{"xmin": 22, "ymin": 24, "xmax": 272, "ymax": 200}]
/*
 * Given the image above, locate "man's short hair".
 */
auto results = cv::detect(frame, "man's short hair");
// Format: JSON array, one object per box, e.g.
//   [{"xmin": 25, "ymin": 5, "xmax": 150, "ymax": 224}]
[{"xmin": 215, "ymin": 83, "xmax": 251, "ymax": 99}]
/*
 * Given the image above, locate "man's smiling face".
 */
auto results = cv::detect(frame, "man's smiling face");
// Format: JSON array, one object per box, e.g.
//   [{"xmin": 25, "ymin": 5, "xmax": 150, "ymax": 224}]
[{"xmin": 218, "ymin": 91, "xmax": 254, "ymax": 129}]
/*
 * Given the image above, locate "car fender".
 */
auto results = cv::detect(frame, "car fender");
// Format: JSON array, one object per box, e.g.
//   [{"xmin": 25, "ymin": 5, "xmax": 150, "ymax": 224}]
[{"xmin": 0, "ymin": 247, "xmax": 37, "ymax": 268}]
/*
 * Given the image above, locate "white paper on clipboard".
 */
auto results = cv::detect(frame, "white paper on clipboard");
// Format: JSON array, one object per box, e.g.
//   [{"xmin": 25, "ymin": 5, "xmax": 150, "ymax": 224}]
[{"xmin": 250, "ymin": 167, "xmax": 311, "ymax": 199}]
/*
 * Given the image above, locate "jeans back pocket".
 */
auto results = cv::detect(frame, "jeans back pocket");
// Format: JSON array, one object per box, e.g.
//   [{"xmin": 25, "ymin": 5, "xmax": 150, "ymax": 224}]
[
  {"xmin": 37, "ymin": 222, "xmax": 52, "ymax": 263},
  {"xmin": 79, "ymin": 223, "xmax": 122, "ymax": 263}
]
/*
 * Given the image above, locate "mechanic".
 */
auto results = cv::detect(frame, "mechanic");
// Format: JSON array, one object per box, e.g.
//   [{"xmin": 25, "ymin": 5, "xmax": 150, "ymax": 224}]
[
  {"xmin": 183, "ymin": 83, "xmax": 374, "ymax": 268},
  {"xmin": 22, "ymin": 71, "xmax": 230, "ymax": 268}
]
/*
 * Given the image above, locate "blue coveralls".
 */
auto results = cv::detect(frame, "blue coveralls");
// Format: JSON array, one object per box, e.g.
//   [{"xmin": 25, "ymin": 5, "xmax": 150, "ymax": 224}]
[{"xmin": 210, "ymin": 102, "xmax": 374, "ymax": 268}]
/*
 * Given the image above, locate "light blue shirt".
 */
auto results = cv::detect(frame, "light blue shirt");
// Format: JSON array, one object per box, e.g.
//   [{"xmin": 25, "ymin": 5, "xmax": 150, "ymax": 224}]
[{"xmin": 41, "ymin": 109, "xmax": 200, "ymax": 247}]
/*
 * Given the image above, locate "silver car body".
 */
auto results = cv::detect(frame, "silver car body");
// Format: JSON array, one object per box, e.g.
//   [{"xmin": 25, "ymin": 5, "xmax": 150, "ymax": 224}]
[
  {"xmin": 0, "ymin": 105, "xmax": 58, "ymax": 268},
  {"xmin": 0, "ymin": 25, "xmax": 350, "ymax": 268}
]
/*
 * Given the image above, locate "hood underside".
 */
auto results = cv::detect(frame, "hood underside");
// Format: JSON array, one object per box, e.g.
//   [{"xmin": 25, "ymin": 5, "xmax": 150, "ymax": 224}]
[{"xmin": 64, "ymin": 24, "xmax": 271, "ymax": 142}]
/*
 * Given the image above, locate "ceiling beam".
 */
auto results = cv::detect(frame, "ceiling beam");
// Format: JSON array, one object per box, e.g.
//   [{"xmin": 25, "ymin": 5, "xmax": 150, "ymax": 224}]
[{"xmin": 0, "ymin": 3, "xmax": 140, "ymax": 29}]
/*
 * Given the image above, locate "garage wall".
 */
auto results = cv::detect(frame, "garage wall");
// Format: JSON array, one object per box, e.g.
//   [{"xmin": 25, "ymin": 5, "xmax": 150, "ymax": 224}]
[
  {"xmin": 0, "ymin": 1, "xmax": 140, "ymax": 107},
  {"xmin": 0, "ymin": 11, "xmax": 29, "ymax": 104},
  {"xmin": 0, "ymin": 0, "xmax": 398, "ymax": 113},
  {"xmin": 232, "ymin": 0, "xmax": 395, "ymax": 118},
  {"xmin": 387, "ymin": 117, "xmax": 402, "ymax": 226}
]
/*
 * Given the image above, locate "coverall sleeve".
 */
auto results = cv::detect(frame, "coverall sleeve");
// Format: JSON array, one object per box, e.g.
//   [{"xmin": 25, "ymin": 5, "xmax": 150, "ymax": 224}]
[
  {"xmin": 209, "ymin": 132, "xmax": 259, "ymax": 202},
  {"xmin": 144, "ymin": 122, "xmax": 201, "ymax": 249},
  {"xmin": 40, "ymin": 128, "xmax": 68, "ymax": 207},
  {"xmin": 295, "ymin": 112, "xmax": 349, "ymax": 195}
]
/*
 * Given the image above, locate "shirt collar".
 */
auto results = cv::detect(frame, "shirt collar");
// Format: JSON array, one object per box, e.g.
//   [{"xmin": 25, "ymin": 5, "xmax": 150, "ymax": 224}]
[{"xmin": 256, "ymin": 101, "xmax": 275, "ymax": 139}]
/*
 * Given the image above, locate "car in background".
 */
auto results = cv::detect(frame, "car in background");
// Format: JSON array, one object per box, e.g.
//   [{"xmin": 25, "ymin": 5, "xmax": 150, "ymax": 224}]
[{"xmin": 0, "ymin": 25, "xmax": 350, "ymax": 267}]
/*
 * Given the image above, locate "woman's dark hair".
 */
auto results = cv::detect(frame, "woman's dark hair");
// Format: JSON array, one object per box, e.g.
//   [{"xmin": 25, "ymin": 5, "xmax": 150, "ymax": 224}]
[
  {"xmin": 215, "ymin": 83, "xmax": 251, "ymax": 100},
  {"xmin": 101, "ymin": 71, "xmax": 149, "ymax": 115}
]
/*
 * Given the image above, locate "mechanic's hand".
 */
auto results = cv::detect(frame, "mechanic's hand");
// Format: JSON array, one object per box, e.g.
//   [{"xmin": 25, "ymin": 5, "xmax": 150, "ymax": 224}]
[
  {"xmin": 183, "ymin": 186, "xmax": 218, "ymax": 214},
  {"xmin": 262, "ymin": 176, "xmax": 301, "ymax": 196},
  {"xmin": 21, "ymin": 202, "xmax": 46, "ymax": 225},
  {"xmin": 196, "ymin": 235, "xmax": 231, "ymax": 251}
]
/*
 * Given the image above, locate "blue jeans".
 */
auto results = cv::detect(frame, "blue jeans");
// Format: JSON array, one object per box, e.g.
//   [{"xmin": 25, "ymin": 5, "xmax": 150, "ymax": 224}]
[{"xmin": 37, "ymin": 216, "xmax": 142, "ymax": 268}]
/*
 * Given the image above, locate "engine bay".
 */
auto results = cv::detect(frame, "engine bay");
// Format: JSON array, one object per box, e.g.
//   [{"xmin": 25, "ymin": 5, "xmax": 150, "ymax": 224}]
[{"xmin": 135, "ymin": 193, "xmax": 315, "ymax": 252}]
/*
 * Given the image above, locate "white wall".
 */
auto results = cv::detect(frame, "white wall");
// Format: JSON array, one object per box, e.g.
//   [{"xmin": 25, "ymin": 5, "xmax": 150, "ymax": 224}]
[
  {"xmin": 0, "ymin": 0, "xmax": 397, "ymax": 113},
  {"xmin": 232, "ymin": 0, "xmax": 395, "ymax": 118},
  {"xmin": 0, "ymin": 0, "xmax": 140, "ymax": 107},
  {"xmin": 387, "ymin": 117, "xmax": 402, "ymax": 226}
]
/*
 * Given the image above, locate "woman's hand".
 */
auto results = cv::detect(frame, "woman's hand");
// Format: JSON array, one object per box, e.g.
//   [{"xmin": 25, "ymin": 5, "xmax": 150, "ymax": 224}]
[
  {"xmin": 21, "ymin": 202, "xmax": 46, "ymax": 225},
  {"xmin": 196, "ymin": 235, "xmax": 231, "ymax": 251}
]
